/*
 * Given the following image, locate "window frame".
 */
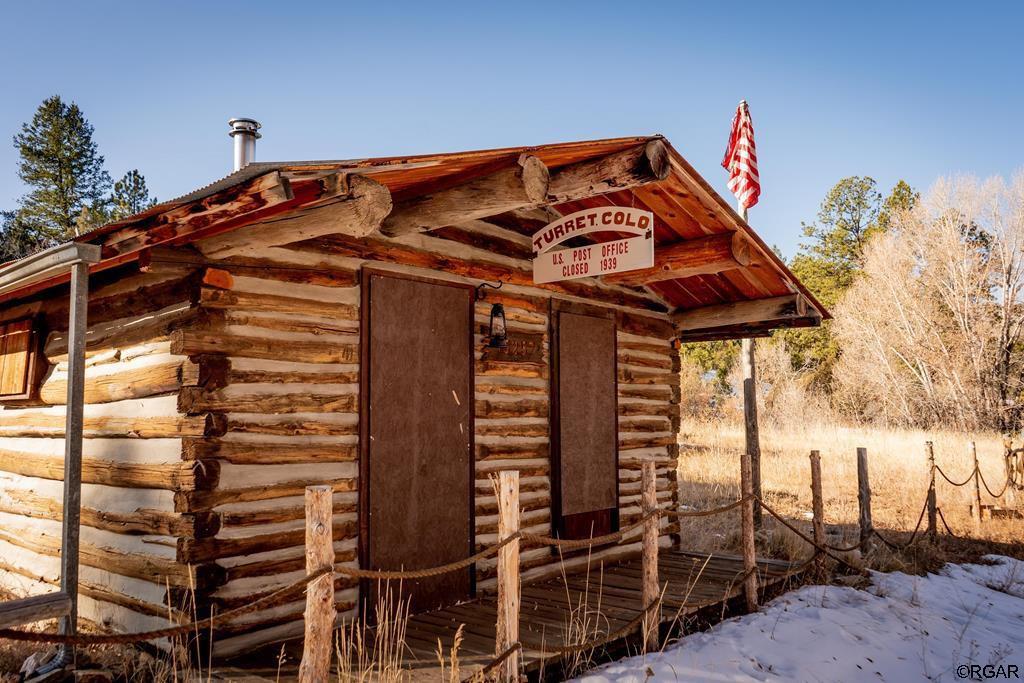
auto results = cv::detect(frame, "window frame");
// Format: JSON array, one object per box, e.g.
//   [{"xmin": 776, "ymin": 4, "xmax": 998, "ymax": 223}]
[{"xmin": 0, "ymin": 316, "xmax": 42, "ymax": 402}]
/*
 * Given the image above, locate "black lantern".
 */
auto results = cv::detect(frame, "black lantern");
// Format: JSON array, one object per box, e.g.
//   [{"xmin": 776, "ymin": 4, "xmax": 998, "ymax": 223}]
[
  {"xmin": 476, "ymin": 280, "xmax": 509, "ymax": 349},
  {"xmin": 487, "ymin": 302, "xmax": 508, "ymax": 349}
]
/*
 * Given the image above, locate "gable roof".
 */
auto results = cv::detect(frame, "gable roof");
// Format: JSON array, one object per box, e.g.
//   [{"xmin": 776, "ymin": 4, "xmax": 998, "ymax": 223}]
[{"xmin": 0, "ymin": 135, "xmax": 827, "ymax": 338}]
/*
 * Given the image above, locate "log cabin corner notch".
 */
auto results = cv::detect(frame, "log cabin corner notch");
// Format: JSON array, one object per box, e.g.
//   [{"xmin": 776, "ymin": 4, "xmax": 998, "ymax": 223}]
[{"xmin": 0, "ymin": 134, "xmax": 827, "ymax": 656}]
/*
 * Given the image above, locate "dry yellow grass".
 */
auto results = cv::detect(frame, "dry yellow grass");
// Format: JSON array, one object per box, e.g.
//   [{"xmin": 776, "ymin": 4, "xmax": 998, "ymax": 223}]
[
  {"xmin": 676, "ymin": 418, "xmax": 1024, "ymax": 568},
  {"xmin": 6, "ymin": 421, "xmax": 1021, "ymax": 680}
]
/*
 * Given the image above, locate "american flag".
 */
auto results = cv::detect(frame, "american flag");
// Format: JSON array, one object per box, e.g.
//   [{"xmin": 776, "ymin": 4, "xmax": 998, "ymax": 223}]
[{"xmin": 722, "ymin": 100, "xmax": 760, "ymax": 211}]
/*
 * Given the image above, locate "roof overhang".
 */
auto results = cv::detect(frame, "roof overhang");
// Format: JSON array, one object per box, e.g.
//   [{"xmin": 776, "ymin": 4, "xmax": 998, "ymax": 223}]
[
  {"xmin": 0, "ymin": 136, "xmax": 828, "ymax": 340},
  {"xmin": 0, "ymin": 242, "xmax": 101, "ymax": 297}
]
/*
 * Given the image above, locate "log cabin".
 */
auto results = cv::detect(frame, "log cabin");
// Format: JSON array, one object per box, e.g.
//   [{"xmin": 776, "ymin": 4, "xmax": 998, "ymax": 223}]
[{"xmin": 0, "ymin": 127, "xmax": 826, "ymax": 656}]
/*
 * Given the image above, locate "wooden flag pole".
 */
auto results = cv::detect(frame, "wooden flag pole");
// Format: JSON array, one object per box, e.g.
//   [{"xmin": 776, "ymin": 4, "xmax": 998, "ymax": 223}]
[
  {"xmin": 737, "ymin": 204, "xmax": 763, "ymax": 529},
  {"xmin": 741, "ymin": 336, "xmax": 762, "ymax": 529}
]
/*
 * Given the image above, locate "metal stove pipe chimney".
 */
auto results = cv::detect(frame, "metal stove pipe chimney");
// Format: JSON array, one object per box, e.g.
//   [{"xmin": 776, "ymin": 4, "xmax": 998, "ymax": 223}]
[{"xmin": 228, "ymin": 118, "xmax": 261, "ymax": 171}]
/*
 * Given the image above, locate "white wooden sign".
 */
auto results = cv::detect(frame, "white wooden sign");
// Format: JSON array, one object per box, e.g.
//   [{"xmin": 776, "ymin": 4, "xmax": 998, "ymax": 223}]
[{"xmin": 532, "ymin": 207, "xmax": 654, "ymax": 284}]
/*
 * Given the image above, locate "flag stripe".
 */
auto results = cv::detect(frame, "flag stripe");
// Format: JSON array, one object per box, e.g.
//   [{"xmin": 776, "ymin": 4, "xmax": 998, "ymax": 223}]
[{"xmin": 721, "ymin": 101, "xmax": 760, "ymax": 211}]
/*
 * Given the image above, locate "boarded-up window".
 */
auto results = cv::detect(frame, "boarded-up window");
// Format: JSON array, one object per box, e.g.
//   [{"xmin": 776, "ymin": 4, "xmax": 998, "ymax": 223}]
[
  {"xmin": 0, "ymin": 318, "xmax": 37, "ymax": 400},
  {"xmin": 551, "ymin": 304, "xmax": 618, "ymax": 540}
]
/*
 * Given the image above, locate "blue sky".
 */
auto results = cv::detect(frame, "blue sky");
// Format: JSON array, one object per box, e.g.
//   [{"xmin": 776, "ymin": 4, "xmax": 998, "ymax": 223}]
[{"xmin": 0, "ymin": 1, "xmax": 1020, "ymax": 257}]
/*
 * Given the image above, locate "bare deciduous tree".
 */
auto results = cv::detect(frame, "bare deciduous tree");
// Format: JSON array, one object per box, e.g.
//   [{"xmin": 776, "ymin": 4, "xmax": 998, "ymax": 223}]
[{"xmin": 833, "ymin": 173, "xmax": 1024, "ymax": 431}]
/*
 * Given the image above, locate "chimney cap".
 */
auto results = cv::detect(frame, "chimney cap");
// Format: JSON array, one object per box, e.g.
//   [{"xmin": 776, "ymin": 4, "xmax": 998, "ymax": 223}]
[{"xmin": 228, "ymin": 118, "xmax": 262, "ymax": 139}]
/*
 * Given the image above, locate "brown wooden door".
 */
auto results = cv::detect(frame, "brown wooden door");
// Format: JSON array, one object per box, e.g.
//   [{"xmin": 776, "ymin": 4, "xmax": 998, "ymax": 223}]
[
  {"xmin": 551, "ymin": 304, "xmax": 619, "ymax": 540},
  {"xmin": 360, "ymin": 271, "xmax": 474, "ymax": 613}
]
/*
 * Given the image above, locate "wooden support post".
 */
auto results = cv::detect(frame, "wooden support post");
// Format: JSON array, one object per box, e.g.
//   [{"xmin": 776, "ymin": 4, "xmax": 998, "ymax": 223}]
[
  {"xmin": 641, "ymin": 461, "xmax": 660, "ymax": 650},
  {"xmin": 856, "ymin": 447, "xmax": 873, "ymax": 554},
  {"xmin": 809, "ymin": 450, "xmax": 825, "ymax": 577},
  {"xmin": 740, "ymin": 451, "xmax": 759, "ymax": 611},
  {"xmin": 971, "ymin": 441, "xmax": 984, "ymax": 530},
  {"xmin": 59, "ymin": 261, "xmax": 90, "ymax": 643},
  {"xmin": 926, "ymin": 441, "xmax": 938, "ymax": 539},
  {"xmin": 299, "ymin": 485, "xmax": 335, "ymax": 683},
  {"xmin": 741, "ymin": 338, "xmax": 763, "ymax": 528},
  {"xmin": 495, "ymin": 470, "xmax": 521, "ymax": 682}
]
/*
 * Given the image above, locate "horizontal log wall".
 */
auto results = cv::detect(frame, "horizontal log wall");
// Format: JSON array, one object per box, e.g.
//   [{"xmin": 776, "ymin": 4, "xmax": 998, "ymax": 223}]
[
  {"xmin": 0, "ymin": 216, "xmax": 683, "ymax": 656},
  {"xmin": 169, "ymin": 266, "xmax": 362, "ymax": 656},
  {"xmin": 0, "ymin": 270, "xmax": 208, "ymax": 639},
  {"xmin": 191, "ymin": 216, "xmax": 681, "ymax": 655}
]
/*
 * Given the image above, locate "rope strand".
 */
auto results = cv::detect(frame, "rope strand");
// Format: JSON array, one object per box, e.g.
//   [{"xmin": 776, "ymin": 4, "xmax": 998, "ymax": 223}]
[
  {"xmin": 871, "ymin": 495, "xmax": 930, "ymax": 550},
  {"xmin": 0, "ymin": 566, "xmax": 332, "ymax": 645},
  {"xmin": 978, "ymin": 467, "xmax": 1012, "ymax": 498},
  {"xmin": 754, "ymin": 497, "xmax": 869, "ymax": 576},
  {"xmin": 934, "ymin": 464, "xmax": 977, "ymax": 488}
]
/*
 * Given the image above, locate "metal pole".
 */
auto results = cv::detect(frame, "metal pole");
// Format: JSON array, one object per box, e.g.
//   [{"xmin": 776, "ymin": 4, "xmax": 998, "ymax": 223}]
[{"xmin": 59, "ymin": 261, "xmax": 89, "ymax": 639}]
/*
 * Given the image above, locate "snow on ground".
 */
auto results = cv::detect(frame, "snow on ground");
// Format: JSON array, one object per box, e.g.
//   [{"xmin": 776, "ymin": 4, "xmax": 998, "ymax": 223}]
[{"xmin": 572, "ymin": 555, "xmax": 1024, "ymax": 682}]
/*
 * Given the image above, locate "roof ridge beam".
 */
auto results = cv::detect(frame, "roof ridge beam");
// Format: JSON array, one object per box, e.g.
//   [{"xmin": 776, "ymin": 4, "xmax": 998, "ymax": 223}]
[
  {"xmin": 380, "ymin": 154, "xmax": 549, "ymax": 237},
  {"xmin": 547, "ymin": 138, "xmax": 670, "ymax": 204}
]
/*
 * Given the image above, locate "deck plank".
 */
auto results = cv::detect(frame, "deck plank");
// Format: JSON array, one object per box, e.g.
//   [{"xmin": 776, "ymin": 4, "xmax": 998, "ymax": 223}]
[{"xmin": 219, "ymin": 550, "xmax": 803, "ymax": 679}]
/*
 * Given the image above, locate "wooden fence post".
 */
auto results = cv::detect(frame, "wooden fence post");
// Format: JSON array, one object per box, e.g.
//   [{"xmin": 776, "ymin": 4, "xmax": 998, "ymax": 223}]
[
  {"xmin": 809, "ymin": 451, "xmax": 825, "ymax": 577},
  {"xmin": 926, "ymin": 441, "xmax": 937, "ymax": 539},
  {"xmin": 496, "ymin": 470, "xmax": 520, "ymax": 682},
  {"xmin": 856, "ymin": 447, "xmax": 873, "ymax": 553},
  {"xmin": 741, "ymin": 338, "xmax": 763, "ymax": 529},
  {"xmin": 971, "ymin": 441, "xmax": 983, "ymax": 530},
  {"xmin": 740, "ymin": 451, "xmax": 758, "ymax": 611},
  {"xmin": 299, "ymin": 485, "xmax": 335, "ymax": 683},
  {"xmin": 1004, "ymin": 436, "xmax": 1017, "ymax": 510},
  {"xmin": 641, "ymin": 461, "xmax": 660, "ymax": 650}
]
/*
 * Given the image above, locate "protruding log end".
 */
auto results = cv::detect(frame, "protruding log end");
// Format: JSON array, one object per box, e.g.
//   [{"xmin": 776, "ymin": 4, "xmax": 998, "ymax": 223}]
[
  {"xmin": 518, "ymin": 154, "xmax": 551, "ymax": 205},
  {"xmin": 645, "ymin": 138, "xmax": 671, "ymax": 181},
  {"xmin": 731, "ymin": 231, "xmax": 752, "ymax": 268},
  {"xmin": 347, "ymin": 174, "xmax": 395, "ymax": 238}
]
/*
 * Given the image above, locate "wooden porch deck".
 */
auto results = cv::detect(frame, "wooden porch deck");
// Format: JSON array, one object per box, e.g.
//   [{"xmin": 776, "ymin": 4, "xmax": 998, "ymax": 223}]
[{"xmin": 215, "ymin": 549, "xmax": 802, "ymax": 681}]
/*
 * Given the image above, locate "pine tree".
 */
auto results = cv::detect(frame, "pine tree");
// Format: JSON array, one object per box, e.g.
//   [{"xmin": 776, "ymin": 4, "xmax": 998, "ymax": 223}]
[
  {"xmin": 778, "ymin": 178, "xmax": 916, "ymax": 388},
  {"xmin": 0, "ymin": 211, "xmax": 47, "ymax": 261},
  {"xmin": 877, "ymin": 179, "xmax": 920, "ymax": 231},
  {"xmin": 13, "ymin": 95, "xmax": 111, "ymax": 241},
  {"xmin": 110, "ymin": 169, "xmax": 157, "ymax": 220},
  {"xmin": 798, "ymin": 176, "xmax": 883, "ymax": 292}
]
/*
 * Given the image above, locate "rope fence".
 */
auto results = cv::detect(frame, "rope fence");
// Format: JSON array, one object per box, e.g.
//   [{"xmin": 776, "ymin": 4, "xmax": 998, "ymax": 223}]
[
  {"xmin": 869, "ymin": 496, "xmax": 930, "ymax": 551},
  {"xmin": 979, "ymin": 466, "xmax": 1011, "ymax": 498},
  {"xmin": 4, "ymin": 441, "xmax": 1020, "ymax": 682},
  {"xmin": 0, "ymin": 566, "xmax": 333, "ymax": 645},
  {"xmin": 935, "ymin": 464, "xmax": 977, "ymax": 488}
]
